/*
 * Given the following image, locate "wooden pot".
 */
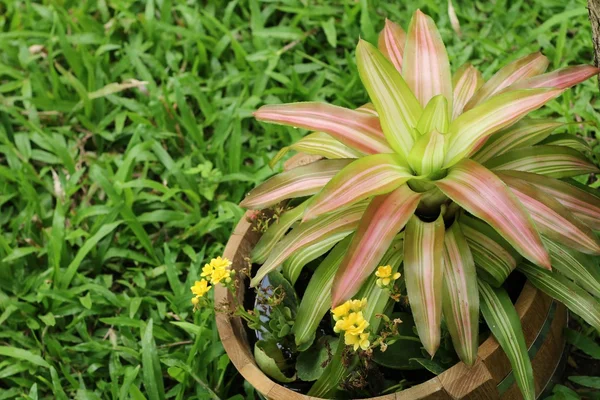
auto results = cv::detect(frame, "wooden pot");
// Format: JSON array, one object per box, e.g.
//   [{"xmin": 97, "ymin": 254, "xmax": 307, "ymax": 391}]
[{"xmin": 215, "ymin": 154, "xmax": 567, "ymax": 400}]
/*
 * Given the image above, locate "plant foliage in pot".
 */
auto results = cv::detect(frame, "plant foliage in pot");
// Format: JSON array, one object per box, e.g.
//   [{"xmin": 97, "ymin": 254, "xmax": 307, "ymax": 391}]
[{"xmin": 194, "ymin": 9, "xmax": 600, "ymax": 400}]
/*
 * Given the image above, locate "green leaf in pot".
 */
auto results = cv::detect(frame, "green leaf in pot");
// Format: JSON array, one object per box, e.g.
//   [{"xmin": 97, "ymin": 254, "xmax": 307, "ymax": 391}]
[
  {"xmin": 409, "ymin": 358, "xmax": 446, "ymax": 375},
  {"xmin": 254, "ymin": 340, "xmax": 296, "ymax": 383},
  {"xmin": 372, "ymin": 312, "xmax": 424, "ymax": 370},
  {"xmin": 267, "ymin": 270, "xmax": 298, "ymax": 314},
  {"xmin": 296, "ymin": 336, "xmax": 339, "ymax": 382}
]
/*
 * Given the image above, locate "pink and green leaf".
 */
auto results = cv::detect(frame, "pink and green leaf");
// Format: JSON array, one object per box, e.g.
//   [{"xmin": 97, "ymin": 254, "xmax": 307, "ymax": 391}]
[
  {"xmin": 478, "ymin": 281, "xmax": 535, "ymax": 400},
  {"xmin": 403, "ymin": 10, "xmax": 453, "ymax": 111},
  {"xmin": 460, "ymin": 218, "xmax": 518, "ymax": 287},
  {"xmin": 283, "ymin": 230, "xmax": 350, "ymax": 284},
  {"xmin": 270, "ymin": 132, "xmax": 363, "ymax": 167},
  {"xmin": 307, "ymin": 238, "xmax": 404, "ymax": 398},
  {"xmin": 358, "ymin": 237, "xmax": 405, "ymax": 333},
  {"xmin": 452, "ymin": 63, "xmax": 483, "ymax": 120},
  {"xmin": 239, "ymin": 159, "xmax": 352, "ymax": 209},
  {"xmin": 252, "ymin": 200, "xmax": 309, "ymax": 264},
  {"xmin": 499, "ymin": 170, "xmax": 600, "ymax": 230},
  {"xmin": 472, "ymin": 119, "xmax": 563, "ymax": 164},
  {"xmin": 539, "ymin": 133, "xmax": 592, "ymax": 154},
  {"xmin": 434, "ymin": 159, "xmax": 551, "ymax": 269},
  {"xmin": 293, "ymin": 237, "xmax": 352, "ymax": 348},
  {"xmin": 330, "ymin": 185, "xmax": 421, "ymax": 306},
  {"xmin": 304, "ymin": 154, "xmax": 414, "ymax": 221},
  {"xmin": 485, "ymin": 145, "xmax": 599, "ymax": 179},
  {"xmin": 442, "ymin": 223, "xmax": 479, "ymax": 366},
  {"xmin": 444, "ymin": 88, "xmax": 563, "ymax": 167},
  {"xmin": 465, "ymin": 52, "xmax": 549, "ymax": 109},
  {"xmin": 254, "ymin": 102, "xmax": 392, "ymax": 154},
  {"xmin": 356, "ymin": 39, "xmax": 422, "ymax": 158},
  {"xmin": 250, "ymin": 201, "xmax": 368, "ymax": 287},
  {"xmin": 506, "ymin": 65, "xmax": 600, "ymax": 91},
  {"xmin": 416, "ymin": 95, "xmax": 450, "ymax": 134},
  {"xmin": 356, "ymin": 102, "xmax": 378, "ymax": 116},
  {"xmin": 404, "ymin": 214, "xmax": 445, "ymax": 357},
  {"xmin": 500, "ymin": 174, "xmax": 600, "ymax": 254},
  {"xmin": 541, "ymin": 237, "xmax": 600, "ymax": 300},
  {"xmin": 378, "ymin": 19, "xmax": 406, "ymax": 73},
  {"xmin": 519, "ymin": 262, "xmax": 600, "ymax": 332},
  {"xmin": 408, "ymin": 130, "xmax": 446, "ymax": 176}
]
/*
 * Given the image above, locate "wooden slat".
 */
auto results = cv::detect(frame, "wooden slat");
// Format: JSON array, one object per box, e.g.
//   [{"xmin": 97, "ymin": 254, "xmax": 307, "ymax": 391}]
[
  {"xmin": 395, "ymin": 377, "xmax": 451, "ymax": 399},
  {"xmin": 439, "ymin": 361, "xmax": 497, "ymax": 399}
]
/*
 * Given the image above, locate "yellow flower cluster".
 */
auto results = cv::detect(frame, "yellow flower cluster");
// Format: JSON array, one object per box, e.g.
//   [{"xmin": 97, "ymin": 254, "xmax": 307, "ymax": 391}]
[
  {"xmin": 191, "ymin": 257, "xmax": 235, "ymax": 307},
  {"xmin": 201, "ymin": 256, "xmax": 235, "ymax": 285},
  {"xmin": 375, "ymin": 265, "xmax": 401, "ymax": 288},
  {"xmin": 331, "ymin": 298, "xmax": 370, "ymax": 351}
]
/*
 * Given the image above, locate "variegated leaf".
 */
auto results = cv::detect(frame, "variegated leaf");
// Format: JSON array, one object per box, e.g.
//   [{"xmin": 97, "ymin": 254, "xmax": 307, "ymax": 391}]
[
  {"xmin": 472, "ymin": 119, "xmax": 563, "ymax": 164},
  {"xmin": 435, "ymin": 159, "xmax": 551, "ymax": 269},
  {"xmin": 307, "ymin": 337, "xmax": 346, "ymax": 398},
  {"xmin": 404, "ymin": 214, "xmax": 445, "ymax": 357},
  {"xmin": 304, "ymin": 153, "xmax": 414, "ymax": 221},
  {"xmin": 452, "ymin": 63, "xmax": 483, "ymax": 120},
  {"xmin": 416, "ymin": 95, "xmax": 450, "ymax": 134},
  {"xmin": 358, "ymin": 237, "xmax": 405, "ymax": 332},
  {"xmin": 501, "ymin": 174, "xmax": 600, "ymax": 254},
  {"xmin": 485, "ymin": 145, "xmax": 599, "ymax": 179},
  {"xmin": 331, "ymin": 185, "xmax": 421, "ymax": 306},
  {"xmin": 283, "ymin": 231, "xmax": 350, "ymax": 284},
  {"xmin": 307, "ymin": 238, "xmax": 404, "ymax": 398},
  {"xmin": 541, "ymin": 237, "xmax": 600, "ymax": 300},
  {"xmin": 444, "ymin": 88, "xmax": 563, "ymax": 167},
  {"xmin": 499, "ymin": 170, "xmax": 600, "ymax": 230},
  {"xmin": 293, "ymin": 237, "xmax": 352, "ymax": 349},
  {"xmin": 408, "ymin": 130, "xmax": 445, "ymax": 176},
  {"xmin": 252, "ymin": 201, "xmax": 309, "ymax": 264},
  {"xmin": 442, "ymin": 223, "xmax": 479, "ymax": 366},
  {"xmin": 465, "ymin": 52, "xmax": 549, "ymax": 110},
  {"xmin": 460, "ymin": 218, "xmax": 518, "ymax": 287},
  {"xmin": 539, "ymin": 133, "xmax": 592, "ymax": 154},
  {"xmin": 506, "ymin": 65, "xmax": 600, "ymax": 91},
  {"xmin": 403, "ymin": 10, "xmax": 453, "ymax": 111},
  {"xmin": 254, "ymin": 102, "xmax": 392, "ymax": 154},
  {"xmin": 357, "ymin": 39, "xmax": 422, "ymax": 158},
  {"xmin": 519, "ymin": 262, "xmax": 600, "ymax": 332},
  {"xmin": 479, "ymin": 280, "xmax": 535, "ymax": 400},
  {"xmin": 270, "ymin": 132, "xmax": 362, "ymax": 167},
  {"xmin": 240, "ymin": 159, "xmax": 352, "ymax": 209},
  {"xmin": 250, "ymin": 201, "xmax": 368, "ymax": 287},
  {"xmin": 378, "ymin": 19, "xmax": 406, "ymax": 72},
  {"xmin": 356, "ymin": 103, "xmax": 378, "ymax": 116}
]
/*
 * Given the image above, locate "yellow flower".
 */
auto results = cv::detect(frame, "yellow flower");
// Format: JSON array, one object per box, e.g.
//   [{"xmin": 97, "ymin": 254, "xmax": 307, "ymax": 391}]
[
  {"xmin": 210, "ymin": 267, "xmax": 233, "ymax": 285},
  {"xmin": 332, "ymin": 302, "xmax": 351, "ymax": 321},
  {"xmin": 191, "ymin": 279, "xmax": 211, "ymax": 298},
  {"xmin": 201, "ymin": 263, "xmax": 214, "ymax": 279},
  {"xmin": 375, "ymin": 265, "xmax": 401, "ymax": 288},
  {"xmin": 334, "ymin": 311, "xmax": 369, "ymax": 335},
  {"xmin": 345, "ymin": 332, "xmax": 370, "ymax": 351},
  {"xmin": 192, "ymin": 296, "xmax": 200, "ymax": 306},
  {"xmin": 201, "ymin": 257, "xmax": 234, "ymax": 285},
  {"xmin": 210, "ymin": 256, "xmax": 232, "ymax": 270},
  {"xmin": 332, "ymin": 298, "xmax": 367, "ymax": 321},
  {"xmin": 349, "ymin": 298, "xmax": 367, "ymax": 312}
]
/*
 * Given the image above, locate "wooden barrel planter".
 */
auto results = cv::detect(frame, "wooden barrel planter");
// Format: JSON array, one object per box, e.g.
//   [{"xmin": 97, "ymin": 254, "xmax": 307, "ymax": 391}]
[{"xmin": 215, "ymin": 154, "xmax": 568, "ymax": 400}]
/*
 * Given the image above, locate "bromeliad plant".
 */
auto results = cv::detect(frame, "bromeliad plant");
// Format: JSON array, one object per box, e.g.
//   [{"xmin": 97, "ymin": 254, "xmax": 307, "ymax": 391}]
[{"xmin": 234, "ymin": 9, "xmax": 600, "ymax": 400}]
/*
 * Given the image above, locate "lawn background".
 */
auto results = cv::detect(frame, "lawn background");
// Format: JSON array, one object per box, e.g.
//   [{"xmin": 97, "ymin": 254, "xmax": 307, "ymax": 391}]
[{"xmin": 0, "ymin": 0, "xmax": 598, "ymax": 399}]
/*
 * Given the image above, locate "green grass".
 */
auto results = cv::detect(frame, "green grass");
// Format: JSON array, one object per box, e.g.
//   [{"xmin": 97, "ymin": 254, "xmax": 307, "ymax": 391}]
[{"xmin": 0, "ymin": 0, "xmax": 598, "ymax": 398}]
